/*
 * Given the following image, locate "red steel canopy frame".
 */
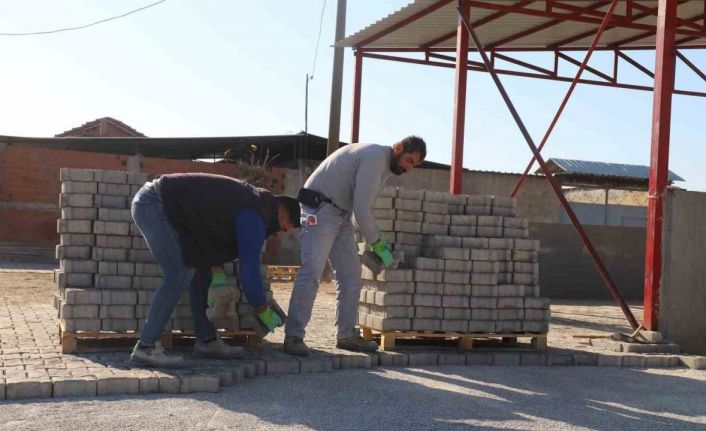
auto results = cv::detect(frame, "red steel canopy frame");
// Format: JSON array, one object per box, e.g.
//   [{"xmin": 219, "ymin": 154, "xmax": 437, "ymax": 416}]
[{"xmin": 339, "ymin": 0, "xmax": 706, "ymax": 330}]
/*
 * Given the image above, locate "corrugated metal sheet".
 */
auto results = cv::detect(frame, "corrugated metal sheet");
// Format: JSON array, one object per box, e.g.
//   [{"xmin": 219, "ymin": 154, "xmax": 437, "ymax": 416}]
[
  {"xmin": 337, "ymin": 0, "xmax": 706, "ymax": 50},
  {"xmin": 541, "ymin": 158, "xmax": 685, "ymax": 181}
]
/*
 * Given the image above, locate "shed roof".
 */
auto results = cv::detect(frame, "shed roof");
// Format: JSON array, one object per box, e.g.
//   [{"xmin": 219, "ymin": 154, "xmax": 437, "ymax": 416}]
[
  {"xmin": 540, "ymin": 157, "xmax": 685, "ymax": 181},
  {"xmin": 337, "ymin": 0, "xmax": 706, "ymax": 51}
]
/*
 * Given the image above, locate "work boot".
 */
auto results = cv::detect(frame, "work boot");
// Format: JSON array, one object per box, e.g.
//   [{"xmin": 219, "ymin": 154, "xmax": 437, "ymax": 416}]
[
  {"xmin": 194, "ymin": 337, "xmax": 246, "ymax": 359},
  {"xmin": 283, "ymin": 336, "xmax": 310, "ymax": 356},
  {"xmin": 130, "ymin": 341, "xmax": 184, "ymax": 368},
  {"xmin": 336, "ymin": 332, "xmax": 379, "ymax": 353}
]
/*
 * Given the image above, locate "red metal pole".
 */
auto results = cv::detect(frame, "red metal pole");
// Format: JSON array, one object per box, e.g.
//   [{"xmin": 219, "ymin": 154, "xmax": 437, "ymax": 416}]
[
  {"xmin": 450, "ymin": 0, "xmax": 470, "ymax": 194},
  {"xmin": 457, "ymin": 5, "xmax": 640, "ymax": 330},
  {"xmin": 644, "ymin": 0, "xmax": 677, "ymax": 331},
  {"xmin": 351, "ymin": 50, "xmax": 363, "ymax": 143},
  {"xmin": 511, "ymin": 0, "xmax": 619, "ymax": 197}
]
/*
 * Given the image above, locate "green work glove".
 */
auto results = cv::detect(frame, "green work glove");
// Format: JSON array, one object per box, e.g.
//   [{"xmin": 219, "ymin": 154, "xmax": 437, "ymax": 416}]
[
  {"xmin": 257, "ymin": 307, "xmax": 284, "ymax": 333},
  {"xmin": 370, "ymin": 238, "xmax": 394, "ymax": 268}
]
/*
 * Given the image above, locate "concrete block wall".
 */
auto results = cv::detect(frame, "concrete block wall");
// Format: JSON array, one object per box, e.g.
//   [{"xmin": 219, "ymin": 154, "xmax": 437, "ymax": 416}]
[
  {"xmin": 55, "ymin": 168, "xmax": 269, "ymax": 333},
  {"xmin": 357, "ymin": 187, "xmax": 550, "ymax": 334}
]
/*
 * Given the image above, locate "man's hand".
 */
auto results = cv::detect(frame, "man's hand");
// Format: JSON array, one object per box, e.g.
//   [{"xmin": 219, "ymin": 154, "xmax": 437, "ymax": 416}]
[
  {"xmin": 370, "ymin": 238, "xmax": 394, "ymax": 268},
  {"xmin": 257, "ymin": 307, "xmax": 284, "ymax": 332}
]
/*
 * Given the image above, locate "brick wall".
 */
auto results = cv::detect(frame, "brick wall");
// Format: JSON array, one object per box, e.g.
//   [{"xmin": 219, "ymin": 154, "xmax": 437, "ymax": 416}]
[{"xmin": 0, "ymin": 144, "xmax": 286, "ymax": 261}]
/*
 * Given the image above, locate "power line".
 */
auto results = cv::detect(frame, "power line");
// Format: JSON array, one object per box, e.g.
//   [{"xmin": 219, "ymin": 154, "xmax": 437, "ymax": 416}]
[
  {"xmin": 310, "ymin": 0, "xmax": 327, "ymax": 78},
  {"xmin": 0, "ymin": 0, "xmax": 167, "ymax": 36}
]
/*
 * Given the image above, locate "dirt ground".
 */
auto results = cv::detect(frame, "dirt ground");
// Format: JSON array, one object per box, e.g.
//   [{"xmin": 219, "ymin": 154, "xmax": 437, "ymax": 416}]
[{"xmin": 0, "ymin": 272, "xmax": 56, "ymax": 305}]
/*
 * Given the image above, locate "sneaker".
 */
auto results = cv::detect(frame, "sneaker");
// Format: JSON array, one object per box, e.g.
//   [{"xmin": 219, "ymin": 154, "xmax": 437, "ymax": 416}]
[
  {"xmin": 194, "ymin": 337, "xmax": 246, "ymax": 359},
  {"xmin": 336, "ymin": 332, "xmax": 379, "ymax": 352},
  {"xmin": 130, "ymin": 341, "xmax": 184, "ymax": 368},
  {"xmin": 283, "ymin": 336, "xmax": 310, "ymax": 356}
]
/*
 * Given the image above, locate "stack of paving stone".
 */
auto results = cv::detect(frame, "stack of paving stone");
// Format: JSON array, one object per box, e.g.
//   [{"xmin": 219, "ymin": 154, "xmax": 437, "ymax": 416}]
[
  {"xmin": 357, "ymin": 187, "xmax": 550, "ymax": 335},
  {"xmin": 55, "ymin": 168, "xmax": 269, "ymax": 335}
]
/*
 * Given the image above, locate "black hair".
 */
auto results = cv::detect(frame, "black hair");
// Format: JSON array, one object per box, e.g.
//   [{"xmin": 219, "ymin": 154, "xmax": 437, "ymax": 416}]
[
  {"xmin": 400, "ymin": 135, "xmax": 427, "ymax": 160},
  {"xmin": 276, "ymin": 195, "xmax": 301, "ymax": 228}
]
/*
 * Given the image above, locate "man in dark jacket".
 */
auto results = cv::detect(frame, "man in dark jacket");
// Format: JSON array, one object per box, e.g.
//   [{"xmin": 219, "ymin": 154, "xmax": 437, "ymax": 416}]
[{"xmin": 129, "ymin": 173, "xmax": 300, "ymax": 368}]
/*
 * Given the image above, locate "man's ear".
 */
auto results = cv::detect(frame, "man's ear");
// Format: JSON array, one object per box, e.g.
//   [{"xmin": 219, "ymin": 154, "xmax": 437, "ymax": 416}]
[{"xmin": 392, "ymin": 142, "xmax": 403, "ymax": 156}]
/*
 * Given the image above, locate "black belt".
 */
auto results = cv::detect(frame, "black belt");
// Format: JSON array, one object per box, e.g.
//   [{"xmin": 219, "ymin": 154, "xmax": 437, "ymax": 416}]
[{"xmin": 297, "ymin": 188, "xmax": 344, "ymax": 211}]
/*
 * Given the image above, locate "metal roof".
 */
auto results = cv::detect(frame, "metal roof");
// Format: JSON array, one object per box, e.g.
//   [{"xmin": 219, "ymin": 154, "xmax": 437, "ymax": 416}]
[
  {"xmin": 540, "ymin": 158, "xmax": 685, "ymax": 181},
  {"xmin": 337, "ymin": 0, "xmax": 706, "ymax": 51}
]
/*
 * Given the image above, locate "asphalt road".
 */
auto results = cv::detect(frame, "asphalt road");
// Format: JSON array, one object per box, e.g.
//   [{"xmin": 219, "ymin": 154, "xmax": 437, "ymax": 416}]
[{"xmin": 2, "ymin": 366, "xmax": 706, "ymax": 431}]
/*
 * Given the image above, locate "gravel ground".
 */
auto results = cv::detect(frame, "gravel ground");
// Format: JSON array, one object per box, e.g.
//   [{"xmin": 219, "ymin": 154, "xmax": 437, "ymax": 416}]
[{"xmin": 2, "ymin": 366, "xmax": 706, "ymax": 431}]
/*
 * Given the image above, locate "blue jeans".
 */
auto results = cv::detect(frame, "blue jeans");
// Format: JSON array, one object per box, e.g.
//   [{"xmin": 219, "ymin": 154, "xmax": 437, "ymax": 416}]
[
  {"xmin": 131, "ymin": 185, "xmax": 217, "ymax": 346},
  {"xmin": 285, "ymin": 203, "xmax": 362, "ymax": 339}
]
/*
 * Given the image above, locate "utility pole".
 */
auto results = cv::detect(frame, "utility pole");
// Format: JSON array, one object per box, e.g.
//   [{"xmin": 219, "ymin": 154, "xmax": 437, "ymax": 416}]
[{"xmin": 327, "ymin": 0, "xmax": 346, "ymax": 155}]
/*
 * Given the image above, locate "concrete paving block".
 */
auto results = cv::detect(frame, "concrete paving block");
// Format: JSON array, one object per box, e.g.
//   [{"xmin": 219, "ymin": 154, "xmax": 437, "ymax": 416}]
[
  {"xmin": 95, "ymin": 274, "xmax": 132, "ymax": 289},
  {"xmin": 493, "ymin": 353, "xmax": 520, "ymax": 366},
  {"xmin": 60, "ymin": 304, "xmax": 99, "ymax": 319},
  {"xmin": 135, "ymin": 263, "xmax": 163, "ymax": 277},
  {"xmin": 100, "ymin": 305, "xmax": 135, "ymax": 319},
  {"xmin": 521, "ymin": 353, "xmax": 547, "ymax": 366},
  {"xmin": 98, "ymin": 261, "xmax": 118, "ymax": 275},
  {"xmin": 95, "ymin": 234, "xmax": 132, "ymax": 249},
  {"xmin": 444, "ymin": 259, "xmax": 472, "ymax": 273},
  {"xmin": 56, "ymin": 245, "xmax": 93, "ymax": 261},
  {"xmin": 421, "ymin": 190, "xmax": 444, "ymax": 203},
  {"xmin": 597, "ymin": 354, "xmax": 623, "ymax": 367},
  {"xmin": 374, "ymin": 292, "xmax": 413, "ymax": 307},
  {"xmin": 471, "ymin": 284, "xmax": 498, "ymax": 297},
  {"xmin": 60, "ymin": 193, "xmax": 94, "ymax": 208},
  {"xmin": 377, "ymin": 269, "xmax": 414, "ymax": 282},
  {"xmin": 395, "ymin": 232, "xmax": 423, "ymax": 246},
  {"xmin": 373, "ymin": 208, "xmax": 396, "ymax": 219},
  {"xmin": 465, "ymin": 205, "xmax": 492, "ymax": 215},
  {"xmin": 298, "ymin": 354, "xmax": 334, "ymax": 374},
  {"xmin": 679, "ymin": 355, "xmax": 706, "ymax": 369},
  {"xmin": 498, "ymin": 297, "xmax": 524, "ymax": 309},
  {"xmin": 370, "ymin": 305, "xmax": 414, "ymax": 318},
  {"xmin": 442, "ymin": 295, "xmax": 469, "ymax": 308},
  {"xmin": 490, "ymin": 250, "xmax": 512, "ymax": 261},
  {"xmin": 436, "ymin": 352, "xmax": 466, "ymax": 366},
  {"xmin": 462, "ymin": 238, "xmax": 488, "ymax": 249},
  {"xmin": 524, "ymin": 285, "xmax": 540, "ymax": 297},
  {"xmin": 443, "ymin": 272, "xmax": 468, "ymax": 284},
  {"xmin": 643, "ymin": 355, "xmax": 679, "ymax": 368},
  {"xmin": 0, "ymin": 379, "xmax": 5, "ymax": 400},
  {"xmin": 413, "ymin": 294, "xmax": 442, "ymax": 307},
  {"xmin": 61, "ymin": 167, "xmax": 96, "ymax": 182},
  {"xmin": 339, "ymin": 351, "xmax": 375, "ymax": 369},
  {"xmin": 547, "ymin": 354, "xmax": 573, "ymax": 366},
  {"xmin": 6, "ymin": 378, "xmax": 52, "ymax": 399},
  {"xmin": 135, "ymin": 305, "xmax": 150, "ymax": 318},
  {"xmin": 621, "ymin": 354, "xmax": 646, "ymax": 367},
  {"xmin": 470, "ymin": 297, "xmax": 497, "ymax": 309},
  {"xmin": 263, "ymin": 352, "xmax": 301, "ymax": 375},
  {"xmin": 394, "ymin": 220, "xmax": 422, "ymax": 234},
  {"xmin": 477, "ymin": 227, "xmax": 503, "ymax": 238},
  {"xmin": 61, "ymin": 207, "xmax": 98, "ymax": 221},
  {"xmin": 407, "ymin": 352, "xmax": 439, "ymax": 367},
  {"xmin": 395, "ymin": 188, "xmax": 422, "ymax": 200},
  {"xmin": 488, "ymin": 238, "xmax": 513, "ymax": 250},
  {"xmin": 414, "ymin": 269, "xmax": 444, "ymax": 283},
  {"xmin": 149, "ymin": 372, "xmax": 179, "ymax": 393},
  {"xmin": 450, "ymin": 214, "xmax": 476, "ymax": 226},
  {"xmin": 443, "ymin": 284, "xmax": 471, "ymax": 296},
  {"xmin": 178, "ymin": 374, "xmax": 220, "ymax": 393},
  {"xmin": 495, "ymin": 320, "xmax": 522, "ymax": 333},
  {"xmin": 394, "ymin": 198, "xmax": 422, "ymax": 211},
  {"xmin": 64, "ymin": 288, "xmax": 102, "ymax": 305},
  {"xmin": 61, "ymin": 318, "xmax": 101, "ymax": 332},
  {"xmin": 504, "ymin": 228, "xmax": 529, "ymax": 238},
  {"xmin": 424, "ymin": 235, "xmax": 462, "ymax": 247},
  {"xmin": 513, "ymin": 262, "xmax": 539, "ymax": 274},
  {"xmin": 470, "ymin": 249, "xmax": 492, "ymax": 261},
  {"xmin": 101, "ymin": 318, "xmax": 138, "ymax": 331},
  {"xmin": 523, "ymin": 321, "xmax": 549, "ymax": 333},
  {"xmin": 93, "ymin": 221, "xmax": 130, "ymax": 236},
  {"xmin": 524, "ymin": 309, "xmax": 551, "ymax": 320},
  {"xmin": 451, "ymin": 205, "xmax": 465, "ymax": 215},
  {"xmin": 61, "ymin": 181, "xmax": 98, "ymax": 194},
  {"xmin": 424, "ymin": 212, "xmax": 450, "ymax": 224},
  {"xmin": 371, "ymin": 316, "xmax": 411, "ymax": 331},
  {"xmin": 415, "ymin": 282, "xmax": 444, "ymax": 295},
  {"xmin": 414, "ymin": 306, "xmax": 443, "ymax": 319},
  {"xmin": 493, "ymin": 196, "xmax": 517, "ymax": 208},
  {"xmin": 137, "ymin": 290, "xmax": 156, "ymax": 304},
  {"xmin": 58, "ymin": 219, "xmax": 93, "ymax": 234},
  {"xmin": 441, "ymin": 320, "xmax": 468, "ymax": 332},
  {"xmin": 377, "ymin": 351, "xmax": 409, "ymax": 367},
  {"xmin": 472, "ymin": 309, "xmax": 498, "ymax": 320},
  {"xmin": 448, "ymin": 225, "xmax": 476, "ymax": 237},
  {"xmin": 492, "ymin": 207, "xmax": 516, "ymax": 217},
  {"xmin": 130, "ymin": 249, "xmax": 157, "ymax": 263},
  {"xmin": 61, "ymin": 259, "xmax": 97, "ymax": 273},
  {"xmin": 443, "ymin": 308, "xmax": 471, "ymax": 320},
  {"xmin": 470, "ymin": 273, "xmax": 497, "ymax": 285},
  {"xmin": 56, "ymin": 271, "xmax": 94, "ymax": 288},
  {"xmin": 470, "ymin": 261, "xmax": 498, "ymax": 274},
  {"xmin": 395, "ymin": 210, "xmax": 424, "ymax": 222},
  {"xmin": 514, "ymin": 239, "xmax": 540, "ymax": 251},
  {"xmin": 427, "ymin": 247, "xmax": 469, "ymax": 260},
  {"xmin": 127, "ymin": 172, "xmax": 149, "ymax": 185},
  {"xmin": 103, "ymin": 289, "xmax": 137, "ymax": 305},
  {"xmin": 572, "ymin": 353, "xmax": 598, "ymax": 366},
  {"xmin": 498, "ymin": 284, "xmax": 524, "ymax": 296},
  {"xmin": 408, "ymin": 257, "xmax": 445, "ymax": 271},
  {"xmin": 363, "ymin": 280, "xmax": 415, "ymax": 294},
  {"xmin": 94, "ymin": 194, "xmax": 128, "ymax": 209},
  {"xmin": 466, "ymin": 353, "xmax": 494, "ymax": 365},
  {"xmin": 467, "ymin": 195, "xmax": 492, "ymax": 206},
  {"xmin": 51, "ymin": 376, "xmax": 97, "ymax": 398},
  {"xmin": 95, "ymin": 170, "xmax": 128, "ymax": 184},
  {"xmin": 379, "ymin": 187, "xmax": 398, "ymax": 198},
  {"xmin": 478, "ymin": 215, "xmax": 503, "ymax": 227},
  {"xmin": 504, "ymin": 217, "xmax": 529, "ymax": 228},
  {"xmin": 374, "ymin": 197, "xmax": 394, "ymax": 209},
  {"xmin": 421, "ymin": 223, "xmax": 448, "ymax": 235},
  {"xmin": 513, "ymin": 273, "xmax": 538, "ymax": 285},
  {"xmin": 412, "ymin": 318, "xmax": 441, "ymax": 331},
  {"xmin": 60, "ymin": 233, "xmax": 96, "ymax": 246},
  {"xmin": 422, "ymin": 201, "xmax": 448, "ymax": 215},
  {"xmin": 98, "ymin": 208, "xmax": 133, "ymax": 222},
  {"xmin": 129, "ymin": 222, "xmax": 141, "ymax": 236}
]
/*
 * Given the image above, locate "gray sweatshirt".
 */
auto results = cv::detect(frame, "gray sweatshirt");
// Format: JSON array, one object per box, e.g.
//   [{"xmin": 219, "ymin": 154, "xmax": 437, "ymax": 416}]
[{"xmin": 304, "ymin": 143, "xmax": 392, "ymax": 243}]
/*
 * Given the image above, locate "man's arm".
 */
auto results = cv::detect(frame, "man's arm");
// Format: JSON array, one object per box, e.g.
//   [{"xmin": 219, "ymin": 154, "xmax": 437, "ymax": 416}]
[
  {"xmin": 352, "ymin": 153, "xmax": 388, "ymax": 243},
  {"xmin": 234, "ymin": 209, "xmax": 267, "ymax": 309}
]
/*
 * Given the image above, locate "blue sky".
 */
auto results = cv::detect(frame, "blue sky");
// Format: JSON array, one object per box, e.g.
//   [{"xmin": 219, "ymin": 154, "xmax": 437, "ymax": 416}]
[{"xmin": 1, "ymin": 1, "xmax": 705, "ymax": 190}]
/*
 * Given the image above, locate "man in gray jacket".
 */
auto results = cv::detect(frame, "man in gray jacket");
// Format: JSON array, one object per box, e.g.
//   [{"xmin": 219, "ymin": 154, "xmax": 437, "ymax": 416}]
[{"xmin": 284, "ymin": 136, "xmax": 427, "ymax": 356}]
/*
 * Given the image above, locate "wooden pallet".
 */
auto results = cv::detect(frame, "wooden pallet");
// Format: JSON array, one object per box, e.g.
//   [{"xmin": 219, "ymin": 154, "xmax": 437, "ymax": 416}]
[
  {"xmin": 360, "ymin": 325, "xmax": 547, "ymax": 351},
  {"xmin": 59, "ymin": 326, "xmax": 261, "ymax": 354},
  {"xmin": 267, "ymin": 265, "xmax": 300, "ymax": 281}
]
